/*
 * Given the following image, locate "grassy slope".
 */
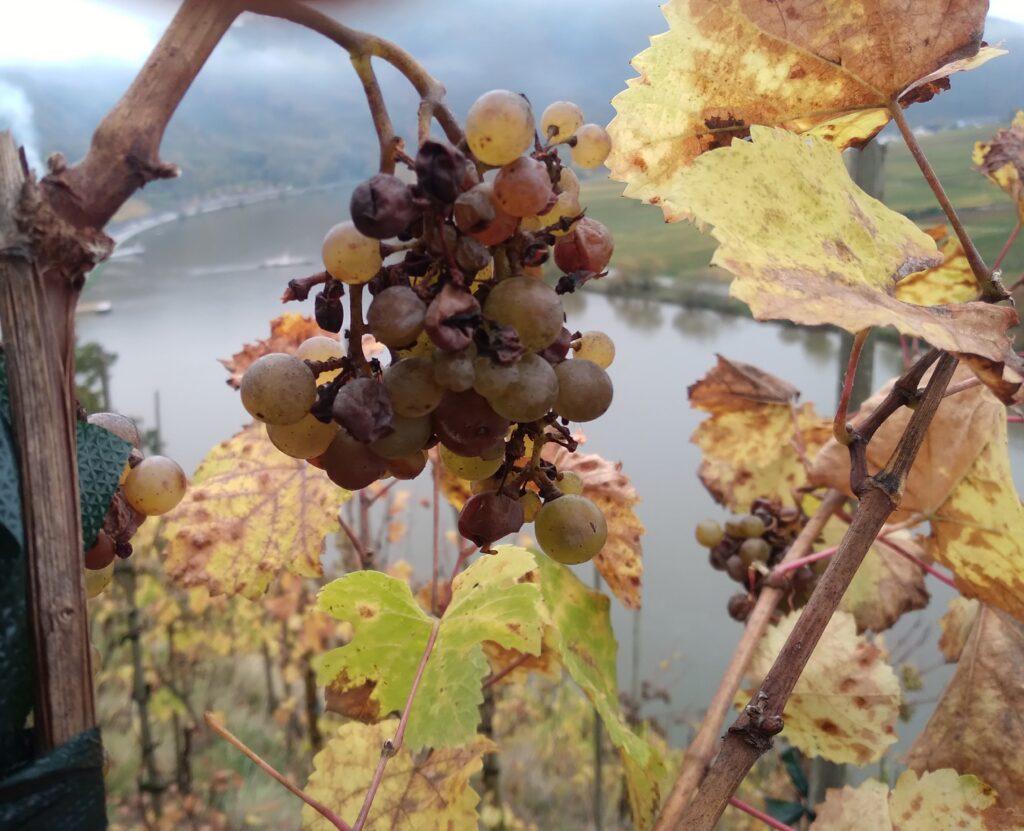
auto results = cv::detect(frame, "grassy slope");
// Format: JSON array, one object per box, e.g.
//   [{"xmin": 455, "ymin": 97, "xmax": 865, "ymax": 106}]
[{"xmin": 581, "ymin": 126, "xmax": 1023, "ymax": 284}]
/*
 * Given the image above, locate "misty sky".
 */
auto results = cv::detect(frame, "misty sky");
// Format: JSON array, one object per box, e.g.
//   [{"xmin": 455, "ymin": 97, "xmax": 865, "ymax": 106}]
[{"xmin": 2, "ymin": 1, "xmax": 1023, "ymax": 66}]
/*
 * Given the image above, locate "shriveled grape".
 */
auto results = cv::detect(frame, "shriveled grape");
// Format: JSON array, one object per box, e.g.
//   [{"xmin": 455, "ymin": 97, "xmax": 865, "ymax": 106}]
[
  {"xmin": 458, "ymin": 491, "xmax": 524, "ymax": 548},
  {"xmin": 554, "ymin": 217, "xmax": 614, "ymax": 274}
]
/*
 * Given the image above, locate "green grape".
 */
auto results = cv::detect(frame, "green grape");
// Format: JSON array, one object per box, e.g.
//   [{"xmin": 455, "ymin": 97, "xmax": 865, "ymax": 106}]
[
  {"xmin": 486, "ymin": 353, "xmax": 558, "ymax": 423},
  {"xmin": 388, "ymin": 450, "xmax": 427, "ymax": 480},
  {"xmin": 740, "ymin": 514, "xmax": 767, "ymax": 538},
  {"xmin": 535, "ymin": 494, "xmax": 608, "ymax": 565},
  {"xmin": 439, "ymin": 444, "xmax": 503, "ymax": 481},
  {"xmin": 320, "ymin": 429, "xmax": 389, "ymax": 490},
  {"xmin": 384, "ymin": 357, "xmax": 444, "ymax": 418},
  {"xmin": 86, "ymin": 560, "xmax": 115, "ymax": 599},
  {"xmin": 123, "ymin": 455, "xmax": 187, "ymax": 516},
  {"xmin": 573, "ymin": 331, "xmax": 615, "ymax": 369},
  {"xmin": 321, "ymin": 220, "xmax": 382, "ymax": 285},
  {"xmin": 267, "ymin": 414, "xmax": 338, "ymax": 460},
  {"xmin": 368, "ymin": 414, "xmax": 431, "ymax": 459},
  {"xmin": 520, "ymin": 191, "xmax": 580, "ymax": 236},
  {"xmin": 367, "ymin": 285, "xmax": 427, "ymax": 348},
  {"xmin": 570, "ymin": 123, "xmax": 612, "ymax": 168},
  {"xmin": 493, "ymin": 156, "xmax": 553, "ymax": 218},
  {"xmin": 87, "ymin": 412, "xmax": 141, "ymax": 448},
  {"xmin": 541, "ymin": 100, "xmax": 584, "ymax": 143},
  {"xmin": 296, "ymin": 335, "xmax": 344, "ymax": 382},
  {"xmin": 558, "ymin": 167, "xmax": 581, "ymax": 200},
  {"xmin": 465, "ymin": 89, "xmax": 535, "ymax": 166},
  {"xmin": 695, "ymin": 519, "xmax": 724, "ymax": 549},
  {"xmin": 723, "ymin": 516, "xmax": 746, "ymax": 538},
  {"xmin": 483, "ymin": 277, "xmax": 564, "ymax": 352},
  {"xmin": 241, "ymin": 353, "xmax": 317, "ymax": 425},
  {"xmin": 739, "ymin": 537, "xmax": 771, "ymax": 567},
  {"xmin": 472, "ymin": 357, "xmax": 518, "ymax": 400},
  {"xmin": 433, "ymin": 345, "xmax": 477, "ymax": 392},
  {"xmin": 558, "ymin": 470, "xmax": 585, "ymax": 495},
  {"xmin": 553, "ymin": 359, "xmax": 613, "ymax": 422},
  {"xmin": 519, "ymin": 490, "xmax": 542, "ymax": 522}
]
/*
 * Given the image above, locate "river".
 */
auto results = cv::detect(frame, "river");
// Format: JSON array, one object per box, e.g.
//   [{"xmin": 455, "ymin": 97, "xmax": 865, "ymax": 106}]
[{"xmin": 78, "ymin": 185, "xmax": 1022, "ymax": 767}]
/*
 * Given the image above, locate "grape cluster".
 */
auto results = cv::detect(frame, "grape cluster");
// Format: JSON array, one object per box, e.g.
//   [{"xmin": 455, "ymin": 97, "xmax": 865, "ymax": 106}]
[
  {"xmin": 243, "ymin": 90, "xmax": 618, "ymax": 564},
  {"xmin": 84, "ymin": 412, "xmax": 187, "ymax": 597},
  {"xmin": 694, "ymin": 499, "xmax": 816, "ymax": 622}
]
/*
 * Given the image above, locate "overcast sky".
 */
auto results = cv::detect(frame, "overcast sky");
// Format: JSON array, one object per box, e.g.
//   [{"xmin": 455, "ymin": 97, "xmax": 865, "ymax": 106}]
[{"xmin": 1, "ymin": 1, "xmax": 1023, "ymax": 66}]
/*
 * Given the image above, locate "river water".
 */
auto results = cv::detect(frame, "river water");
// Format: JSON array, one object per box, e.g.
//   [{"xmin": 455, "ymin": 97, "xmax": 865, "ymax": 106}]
[{"xmin": 78, "ymin": 186, "xmax": 1021, "ymax": 763}]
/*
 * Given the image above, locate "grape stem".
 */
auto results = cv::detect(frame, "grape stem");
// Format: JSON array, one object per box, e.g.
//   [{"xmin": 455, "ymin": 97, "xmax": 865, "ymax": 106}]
[
  {"xmin": 833, "ymin": 328, "xmax": 870, "ymax": 445},
  {"xmin": 338, "ymin": 514, "xmax": 371, "ymax": 570},
  {"xmin": 205, "ymin": 712, "xmax": 352, "ymax": 831},
  {"xmin": 728, "ymin": 797, "xmax": 797, "ymax": 831},
  {"xmin": 430, "ymin": 455, "xmax": 441, "ymax": 615},
  {"xmin": 347, "ymin": 284, "xmax": 369, "ymax": 372},
  {"xmin": 993, "ymin": 219, "xmax": 1021, "ymax": 273}
]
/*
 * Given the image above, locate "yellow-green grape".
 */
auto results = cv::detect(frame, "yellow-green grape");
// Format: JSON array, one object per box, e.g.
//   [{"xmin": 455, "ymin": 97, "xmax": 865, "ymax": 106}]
[
  {"xmin": 267, "ymin": 414, "xmax": 337, "ymax": 460},
  {"xmin": 485, "ymin": 353, "xmax": 558, "ymax": 424},
  {"xmin": 321, "ymin": 220, "xmax": 381, "ymax": 285},
  {"xmin": 739, "ymin": 537, "xmax": 771, "ymax": 567},
  {"xmin": 439, "ymin": 444, "xmax": 503, "ymax": 480},
  {"xmin": 553, "ymin": 359, "xmax": 613, "ymax": 422},
  {"xmin": 482, "ymin": 277, "xmax": 564, "ymax": 351},
  {"xmin": 519, "ymin": 490, "xmax": 542, "ymax": 522},
  {"xmin": 465, "ymin": 89, "xmax": 535, "ymax": 166},
  {"xmin": 520, "ymin": 191, "xmax": 581, "ymax": 236},
  {"xmin": 384, "ymin": 357, "xmax": 444, "ymax": 417},
  {"xmin": 470, "ymin": 475, "xmax": 501, "ymax": 495},
  {"xmin": 123, "ymin": 455, "xmax": 188, "ymax": 516},
  {"xmin": 558, "ymin": 470, "xmax": 584, "ymax": 495},
  {"xmin": 87, "ymin": 412, "xmax": 141, "ymax": 448},
  {"xmin": 86, "ymin": 560, "xmax": 115, "ymax": 599},
  {"xmin": 535, "ymin": 494, "xmax": 607, "ymax": 565},
  {"xmin": 570, "ymin": 123, "xmax": 612, "ymax": 169},
  {"xmin": 368, "ymin": 414, "xmax": 431, "ymax": 459},
  {"xmin": 297, "ymin": 335, "xmax": 343, "ymax": 382},
  {"xmin": 367, "ymin": 285, "xmax": 426, "ymax": 348},
  {"xmin": 695, "ymin": 519, "xmax": 724, "ymax": 548},
  {"xmin": 541, "ymin": 100, "xmax": 584, "ymax": 143},
  {"xmin": 433, "ymin": 345, "xmax": 477, "ymax": 392},
  {"xmin": 558, "ymin": 167, "xmax": 581, "ymax": 200},
  {"xmin": 493, "ymin": 157, "xmax": 553, "ymax": 218},
  {"xmin": 241, "ymin": 353, "xmax": 316, "ymax": 425},
  {"xmin": 573, "ymin": 331, "xmax": 615, "ymax": 369}
]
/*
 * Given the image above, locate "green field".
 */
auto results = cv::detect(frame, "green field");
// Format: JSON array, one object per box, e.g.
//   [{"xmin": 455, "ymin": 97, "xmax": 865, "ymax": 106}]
[{"xmin": 581, "ymin": 126, "xmax": 1023, "ymax": 286}]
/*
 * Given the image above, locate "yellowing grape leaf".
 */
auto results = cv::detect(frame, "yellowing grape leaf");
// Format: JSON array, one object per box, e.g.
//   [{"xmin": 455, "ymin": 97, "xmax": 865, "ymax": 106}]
[
  {"xmin": 894, "ymin": 226, "xmax": 977, "ymax": 307},
  {"xmin": 163, "ymin": 422, "xmax": 344, "ymax": 598},
  {"xmin": 925, "ymin": 416, "xmax": 1024, "ymax": 623},
  {"xmin": 302, "ymin": 719, "xmax": 494, "ymax": 831},
  {"xmin": 974, "ymin": 111, "xmax": 1024, "ymax": 219},
  {"xmin": 651, "ymin": 127, "xmax": 1017, "ymax": 358},
  {"xmin": 607, "ymin": 0, "xmax": 996, "ymax": 218},
  {"xmin": 904, "ymin": 606, "xmax": 1024, "ymax": 817},
  {"xmin": 543, "ymin": 445, "xmax": 645, "ymax": 610},
  {"xmin": 743, "ymin": 610, "xmax": 900, "ymax": 764},
  {"xmin": 221, "ymin": 314, "xmax": 330, "ymax": 389},
  {"xmin": 813, "ymin": 769, "xmax": 1001, "ymax": 831},
  {"xmin": 826, "ymin": 520, "xmax": 929, "ymax": 633},
  {"xmin": 811, "ymin": 365, "xmax": 1004, "ymax": 517},
  {"xmin": 938, "ymin": 596, "xmax": 980, "ymax": 662},
  {"xmin": 317, "ymin": 546, "xmax": 542, "ymax": 750},
  {"xmin": 689, "ymin": 356, "xmax": 831, "ymax": 511}
]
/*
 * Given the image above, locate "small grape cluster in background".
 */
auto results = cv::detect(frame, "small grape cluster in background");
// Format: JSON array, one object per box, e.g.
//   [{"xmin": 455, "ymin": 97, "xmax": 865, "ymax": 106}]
[
  {"xmin": 83, "ymin": 411, "xmax": 187, "ymax": 596},
  {"xmin": 694, "ymin": 498, "xmax": 816, "ymax": 622},
  {"xmin": 240, "ymin": 90, "xmax": 620, "ymax": 565}
]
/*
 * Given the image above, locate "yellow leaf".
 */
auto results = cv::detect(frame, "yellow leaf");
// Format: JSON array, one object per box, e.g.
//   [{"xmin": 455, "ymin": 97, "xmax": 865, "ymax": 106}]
[
  {"xmin": 937, "ymin": 597, "xmax": 980, "ymax": 663},
  {"xmin": 813, "ymin": 769, "xmax": 1002, "ymax": 830},
  {"xmin": 608, "ymin": 0, "xmax": 995, "ymax": 218},
  {"xmin": 649, "ymin": 127, "xmax": 1017, "ymax": 358},
  {"xmin": 689, "ymin": 356, "xmax": 830, "ymax": 511},
  {"xmin": 904, "ymin": 606, "xmax": 1024, "ymax": 819},
  {"xmin": 744, "ymin": 611, "xmax": 900, "ymax": 764},
  {"xmin": 895, "ymin": 226, "xmax": 977, "ymax": 307},
  {"xmin": 220, "ymin": 314, "xmax": 330, "ymax": 389},
  {"xmin": 974, "ymin": 111, "xmax": 1024, "ymax": 219},
  {"xmin": 302, "ymin": 720, "xmax": 494, "ymax": 830},
  {"xmin": 164, "ymin": 423, "xmax": 347, "ymax": 599}
]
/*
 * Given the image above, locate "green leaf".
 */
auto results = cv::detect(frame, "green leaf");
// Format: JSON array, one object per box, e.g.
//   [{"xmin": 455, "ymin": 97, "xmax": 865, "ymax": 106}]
[
  {"xmin": 780, "ymin": 747, "xmax": 809, "ymax": 798},
  {"xmin": 317, "ymin": 546, "xmax": 543, "ymax": 750}
]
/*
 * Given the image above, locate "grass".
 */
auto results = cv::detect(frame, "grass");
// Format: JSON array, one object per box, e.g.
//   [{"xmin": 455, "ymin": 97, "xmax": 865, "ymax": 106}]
[{"xmin": 580, "ymin": 125, "xmax": 1024, "ymax": 285}]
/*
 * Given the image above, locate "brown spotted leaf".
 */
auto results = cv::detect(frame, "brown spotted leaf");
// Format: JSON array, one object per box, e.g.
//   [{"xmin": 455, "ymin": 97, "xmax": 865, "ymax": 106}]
[
  {"xmin": 303, "ymin": 719, "xmax": 494, "ymax": 830},
  {"xmin": 894, "ymin": 226, "xmax": 977, "ymax": 307},
  {"xmin": 904, "ymin": 606, "xmax": 1024, "ymax": 818},
  {"xmin": 163, "ymin": 422, "xmax": 345, "ymax": 598},
  {"xmin": 608, "ymin": 0, "xmax": 996, "ymax": 219},
  {"xmin": 221, "ymin": 314, "xmax": 331, "ymax": 389},
  {"xmin": 813, "ymin": 769, "xmax": 1002, "ymax": 830},
  {"xmin": 743, "ymin": 610, "xmax": 900, "ymax": 764},
  {"xmin": 638, "ymin": 127, "xmax": 1017, "ymax": 358},
  {"xmin": 690, "ymin": 356, "xmax": 831, "ymax": 512},
  {"xmin": 974, "ymin": 111, "xmax": 1024, "ymax": 219},
  {"xmin": 938, "ymin": 597, "xmax": 980, "ymax": 662}
]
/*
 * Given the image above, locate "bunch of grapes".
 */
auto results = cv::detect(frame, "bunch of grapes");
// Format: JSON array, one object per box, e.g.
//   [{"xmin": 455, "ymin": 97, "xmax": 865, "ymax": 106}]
[
  {"xmin": 83, "ymin": 411, "xmax": 187, "ymax": 597},
  {"xmin": 241, "ymin": 90, "xmax": 619, "ymax": 565},
  {"xmin": 694, "ymin": 498, "xmax": 817, "ymax": 622}
]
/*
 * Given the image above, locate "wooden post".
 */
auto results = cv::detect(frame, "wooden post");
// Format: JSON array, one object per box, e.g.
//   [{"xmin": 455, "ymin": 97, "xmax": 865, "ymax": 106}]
[{"xmin": 0, "ymin": 133, "xmax": 94, "ymax": 751}]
